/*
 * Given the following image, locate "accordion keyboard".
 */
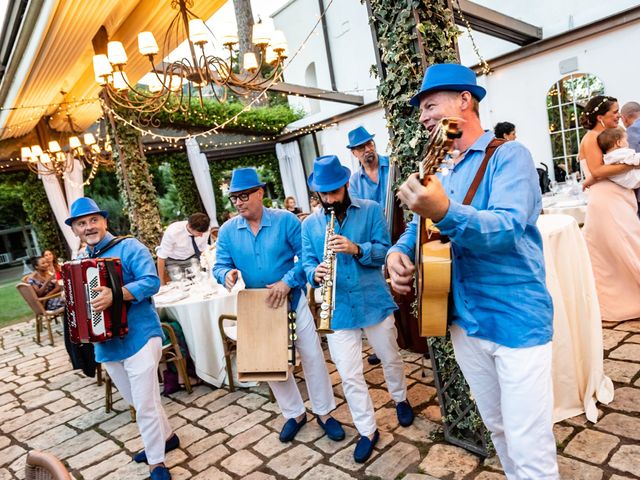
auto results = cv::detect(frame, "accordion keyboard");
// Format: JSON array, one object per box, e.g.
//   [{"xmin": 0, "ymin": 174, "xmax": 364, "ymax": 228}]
[{"xmin": 86, "ymin": 267, "xmax": 106, "ymax": 336}]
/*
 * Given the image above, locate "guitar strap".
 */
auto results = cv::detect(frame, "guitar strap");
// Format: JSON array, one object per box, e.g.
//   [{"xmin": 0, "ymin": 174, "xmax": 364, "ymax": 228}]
[{"xmin": 462, "ymin": 137, "xmax": 507, "ymax": 205}]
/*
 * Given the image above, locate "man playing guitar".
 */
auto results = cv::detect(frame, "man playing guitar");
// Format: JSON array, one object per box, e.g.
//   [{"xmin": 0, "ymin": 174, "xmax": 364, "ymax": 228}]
[{"xmin": 387, "ymin": 63, "xmax": 559, "ymax": 479}]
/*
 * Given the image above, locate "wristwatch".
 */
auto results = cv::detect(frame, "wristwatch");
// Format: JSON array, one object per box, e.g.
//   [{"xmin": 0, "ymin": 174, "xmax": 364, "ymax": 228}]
[{"xmin": 354, "ymin": 244, "xmax": 363, "ymax": 260}]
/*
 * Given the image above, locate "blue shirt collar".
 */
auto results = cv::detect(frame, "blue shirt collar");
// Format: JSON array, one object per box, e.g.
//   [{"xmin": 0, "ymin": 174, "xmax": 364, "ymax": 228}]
[
  {"xmin": 87, "ymin": 232, "xmax": 115, "ymax": 257},
  {"xmin": 237, "ymin": 207, "xmax": 273, "ymax": 230},
  {"xmin": 467, "ymin": 130, "xmax": 496, "ymax": 154},
  {"xmin": 358, "ymin": 154, "xmax": 389, "ymax": 173}
]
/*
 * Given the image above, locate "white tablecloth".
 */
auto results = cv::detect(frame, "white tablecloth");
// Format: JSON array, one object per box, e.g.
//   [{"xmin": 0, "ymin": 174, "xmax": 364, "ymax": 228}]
[
  {"xmin": 155, "ymin": 285, "xmax": 238, "ymax": 387},
  {"xmin": 537, "ymin": 214, "xmax": 614, "ymax": 423},
  {"xmin": 542, "ymin": 194, "xmax": 588, "ymax": 225}
]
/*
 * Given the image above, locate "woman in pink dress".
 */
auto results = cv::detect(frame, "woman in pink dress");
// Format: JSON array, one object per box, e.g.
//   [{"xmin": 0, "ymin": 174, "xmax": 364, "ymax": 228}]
[{"xmin": 579, "ymin": 95, "xmax": 640, "ymax": 322}]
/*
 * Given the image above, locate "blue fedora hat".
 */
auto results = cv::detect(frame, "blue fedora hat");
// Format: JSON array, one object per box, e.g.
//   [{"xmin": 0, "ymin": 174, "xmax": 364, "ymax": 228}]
[
  {"xmin": 65, "ymin": 197, "xmax": 109, "ymax": 226},
  {"xmin": 229, "ymin": 167, "xmax": 266, "ymax": 193},
  {"xmin": 409, "ymin": 63, "xmax": 486, "ymax": 107},
  {"xmin": 308, "ymin": 155, "xmax": 351, "ymax": 193},
  {"xmin": 346, "ymin": 126, "xmax": 375, "ymax": 149}
]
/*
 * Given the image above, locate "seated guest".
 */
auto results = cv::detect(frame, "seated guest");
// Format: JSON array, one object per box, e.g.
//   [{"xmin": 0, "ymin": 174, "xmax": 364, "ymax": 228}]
[
  {"xmin": 27, "ymin": 256, "xmax": 64, "ymax": 310},
  {"xmin": 494, "ymin": 121, "xmax": 516, "ymax": 141},
  {"xmin": 284, "ymin": 196, "xmax": 302, "ymax": 215},
  {"xmin": 43, "ymin": 249, "xmax": 62, "ymax": 280},
  {"xmin": 156, "ymin": 213, "xmax": 210, "ymax": 285}
]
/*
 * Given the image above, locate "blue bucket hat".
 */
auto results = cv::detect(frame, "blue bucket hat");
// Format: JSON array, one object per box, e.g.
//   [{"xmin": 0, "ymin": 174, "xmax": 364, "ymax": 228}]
[
  {"xmin": 307, "ymin": 155, "xmax": 351, "ymax": 193},
  {"xmin": 409, "ymin": 63, "xmax": 486, "ymax": 107},
  {"xmin": 346, "ymin": 126, "xmax": 375, "ymax": 149},
  {"xmin": 229, "ymin": 167, "xmax": 266, "ymax": 193},
  {"xmin": 65, "ymin": 197, "xmax": 109, "ymax": 226}
]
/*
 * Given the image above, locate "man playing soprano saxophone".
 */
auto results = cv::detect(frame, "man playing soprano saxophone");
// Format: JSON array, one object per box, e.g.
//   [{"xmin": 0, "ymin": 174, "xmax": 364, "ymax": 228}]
[
  {"xmin": 213, "ymin": 167, "xmax": 344, "ymax": 444},
  {"xmin": 301, "ymin": 155, "xmax": 414, "ymax": 464}
]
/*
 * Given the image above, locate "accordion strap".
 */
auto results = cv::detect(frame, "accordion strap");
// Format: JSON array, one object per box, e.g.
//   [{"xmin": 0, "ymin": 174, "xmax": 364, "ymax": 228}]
[
  {"xmin": 90, "ymin": 235, "xmax": 133, "ymax": 259},
  {"xmin": 105, "ymin": 261, "xmax": 125, "ymax": 336}
]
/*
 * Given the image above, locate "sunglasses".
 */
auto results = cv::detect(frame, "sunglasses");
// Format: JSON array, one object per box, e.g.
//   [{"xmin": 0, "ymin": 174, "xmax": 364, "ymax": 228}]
[{"xmin": 229, "ymin": 188, "xmax": 259, "ymax": 204}]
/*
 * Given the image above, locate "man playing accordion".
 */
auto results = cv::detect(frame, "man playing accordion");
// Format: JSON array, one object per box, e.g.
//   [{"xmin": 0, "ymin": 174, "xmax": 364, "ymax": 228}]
[{"xmin": 66, "ymin": 197, "xmax": 177, "ymax": 480}]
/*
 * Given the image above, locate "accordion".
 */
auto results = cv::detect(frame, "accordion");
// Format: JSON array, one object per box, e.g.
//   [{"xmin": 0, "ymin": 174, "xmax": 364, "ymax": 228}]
[{"xmin": 62, "ymin": 258, "xmax": 128, "ymax": 343}]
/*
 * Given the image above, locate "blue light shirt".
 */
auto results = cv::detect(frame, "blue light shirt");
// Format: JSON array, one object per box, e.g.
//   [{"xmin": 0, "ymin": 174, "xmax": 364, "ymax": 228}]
[
  {"xmin": 302, "ymin": 198, "xmax": 397, "ymax": 330},
  {"xmin": 348, "ymin": 154, "xmax": 390, "ymax": 209},
  {"xmin": 88, "ymin": 232, "xmax": 163, "ymax": 362},
  {"xmin": 213, "ymin": 208, "xmax": 306, "ymax": 306},
  {"xmin": 388, "ymin": 132, "xmax": 553, "ymax": 348},
  {"xmin": 627, "ymin": 118, "xmax": 640, "ymax": 153}
]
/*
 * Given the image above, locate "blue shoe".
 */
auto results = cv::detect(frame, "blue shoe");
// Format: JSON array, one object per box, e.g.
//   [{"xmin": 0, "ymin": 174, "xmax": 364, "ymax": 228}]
[
  {"xmin": 150, "ymin": 465, "xmax": 171, "ymax": 480},
  {"xmin": 396, "ymin": 400, "xmax": 414, "ymax": 427},
  {"xmin": 354, "ymin": 430, "xmax": 379, "ymax": 463},
  {"xmin": 279, "ymin": 415, "xmax": 307, "ymax": 442},
  {"xmin": 316, "ymin": 415, "xmax": 345, "ymax": 441},
  {"xmin": 367, "ymin": 353, "xmax": 381, "ymax": 365},
  {"xmin": 134, "ymin": 434, "xmax": 180, "ymax": 464}
]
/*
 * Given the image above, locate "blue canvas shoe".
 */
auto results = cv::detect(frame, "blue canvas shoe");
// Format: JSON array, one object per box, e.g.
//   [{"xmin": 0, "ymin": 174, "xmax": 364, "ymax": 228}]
[
  {"xmin": 149, "ymin": 465, "xmax": 171, "ymax": 480},
  {"xmin": 396, "ymin": 400, "xmax": 415, "ymax": 427},
  {"xmin": 353, "ymin": 430, "xmax": 379, "ymax": 463},
  {"xmin": 316, "ymin": 415, "xmax": 345, "ymax": 441},
  {"xmin": 134, "ymin": 434, "xmax": 180, "ymax": 464},
  {"xmin": 279, "ymin": 415, "xmax": 307, "ymax": 442}
]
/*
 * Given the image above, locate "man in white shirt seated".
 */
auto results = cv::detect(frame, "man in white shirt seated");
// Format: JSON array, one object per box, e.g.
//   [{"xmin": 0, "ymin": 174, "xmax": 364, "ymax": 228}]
[{"xmin": 157, "ymin": 213, "xmax": 210, "ymax": 285}]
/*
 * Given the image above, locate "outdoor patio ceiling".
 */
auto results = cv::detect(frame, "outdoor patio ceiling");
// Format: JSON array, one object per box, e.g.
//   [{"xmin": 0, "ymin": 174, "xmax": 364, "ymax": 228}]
[{"xmin": 0, "ymin": 0, "xmax": 225, "ymax": 141}]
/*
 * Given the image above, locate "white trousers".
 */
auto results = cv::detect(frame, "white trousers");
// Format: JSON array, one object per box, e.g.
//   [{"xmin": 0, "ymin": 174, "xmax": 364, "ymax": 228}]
[
  {"xmin": 104, "ymin": 336, "xmax": 172, "ymax": 465},
  {"xmin": 268, "ymin": 295, "xmax": 336, "ymax": 419},
  {"xmin": 450, "ymin": 324, "xmax": 559, "ymax": 480},
  {"xmin": 326, "ymin": 315, "xmax": 407, "ymax": 436}
]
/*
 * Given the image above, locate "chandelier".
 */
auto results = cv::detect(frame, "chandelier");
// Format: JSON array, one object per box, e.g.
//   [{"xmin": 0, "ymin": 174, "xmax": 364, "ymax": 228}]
[
  {"xmin": 92, "ymin": 0, "xmax": 289, "ymax": 123},
  {"xmin": 20, "ymin": 114, "xmax": 113, "ymax": 184}
]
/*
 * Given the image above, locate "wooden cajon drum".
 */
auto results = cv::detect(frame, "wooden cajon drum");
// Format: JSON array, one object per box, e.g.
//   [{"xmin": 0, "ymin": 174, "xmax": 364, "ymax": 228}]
[{"xmin": 236, "ymin": 289, "xmax": 289, "ymax": 382}]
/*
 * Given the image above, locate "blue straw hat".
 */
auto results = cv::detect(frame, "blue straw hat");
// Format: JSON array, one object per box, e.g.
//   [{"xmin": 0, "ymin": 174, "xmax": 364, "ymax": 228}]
[
  {"xmin": 346, "ymin": 126, "xmax": 375, "ymax": 149},
  {"xmin": 229, "ymin": 167, "xmax": 266, "ymax": 193},
  {"xmin": 307, "ymin": 155, "xmax": 351, "ymax": 193},
  {"xmin": 65, "ymin": 197, "xmax": 109, "ymax": 226},
  {"xmin": 410, "ymin": 63, "xmax": 486, "ymax": 107}
]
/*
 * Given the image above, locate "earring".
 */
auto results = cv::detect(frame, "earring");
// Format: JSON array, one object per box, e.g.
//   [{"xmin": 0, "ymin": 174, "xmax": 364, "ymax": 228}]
[{"xmin": 599, "ymin": 120, "xmax": 605, "ymax": 128}]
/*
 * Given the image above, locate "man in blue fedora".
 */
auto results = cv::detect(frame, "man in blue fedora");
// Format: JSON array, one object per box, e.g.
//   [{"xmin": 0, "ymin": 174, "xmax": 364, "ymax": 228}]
[
  {"xmin": 346, "ymin": 126, "xmax": 391, "ymax": 212},
  {"xmin": 213, "ymin": 167, "xmax": 343, "ymax": 444},
  {"xmin": 388, "ymin": 63, "xmax": 559, "ymax": 478},
  {"xmin": 66, "ymin": 197, "xmax": 177, "ymax": 480},
  {"xmin": 301, "ymin": 155, "xmax": 414, "ymax": 464}
]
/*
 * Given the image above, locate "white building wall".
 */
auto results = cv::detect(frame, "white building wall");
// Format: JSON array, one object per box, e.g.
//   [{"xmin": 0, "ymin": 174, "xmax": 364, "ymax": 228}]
[{"xmin": 478, "ymin": 22, "xmax": 640, "ymax": 173}]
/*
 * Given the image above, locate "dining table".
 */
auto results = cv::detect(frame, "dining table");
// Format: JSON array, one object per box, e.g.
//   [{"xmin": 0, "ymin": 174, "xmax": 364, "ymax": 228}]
[
  {"xmin": 541, "ymin": 186, "xmax": 588, "ymax": 226},
  {"xmin": 536, "ymin": 214, "xmax": 614, "ymax": 423},
  {"xmin": 154, "ymin": 281, "xmax": 240, "ymax": 387}
]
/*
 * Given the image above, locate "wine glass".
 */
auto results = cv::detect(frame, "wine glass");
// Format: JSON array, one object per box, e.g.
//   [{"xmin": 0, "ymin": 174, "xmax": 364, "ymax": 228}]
[{"xmin": 549, "ymin": 181, "xmax": 559, "ymax": 195}]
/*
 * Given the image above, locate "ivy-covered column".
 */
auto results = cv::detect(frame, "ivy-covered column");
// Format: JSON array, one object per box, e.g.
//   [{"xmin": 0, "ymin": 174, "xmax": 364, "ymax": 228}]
[
  {"xmin": 367, "ymin": 0, "xmax": 491, "ymax": 456},
  {"xmin": 21, "ymin": 175, "xmax": 66, "ymax": 257},
  {"xmin": 103, "ymin": 98, "xmax": 163, "ymax": 251}
]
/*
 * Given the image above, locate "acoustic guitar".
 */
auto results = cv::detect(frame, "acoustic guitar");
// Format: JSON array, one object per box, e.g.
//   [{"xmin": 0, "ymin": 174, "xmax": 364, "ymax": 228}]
[{"xmin": 415, "ymin": 118, "xmax": 462, "ymax": 337}]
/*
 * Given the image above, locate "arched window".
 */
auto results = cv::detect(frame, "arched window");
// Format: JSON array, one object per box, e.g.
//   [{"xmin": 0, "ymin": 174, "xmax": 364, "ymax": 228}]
[
  {"xmin": 305, "ymin": 62, "xmax": 319, "ymax": 113},
  {"xmin": 546, "ymin": 73, "xmax": 604, "ymax": 181}
]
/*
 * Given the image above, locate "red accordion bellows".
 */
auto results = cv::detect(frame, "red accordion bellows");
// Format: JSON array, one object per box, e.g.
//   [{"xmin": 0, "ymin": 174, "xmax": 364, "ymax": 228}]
[{"xmin": 62, "ymin": 258, "xmax": 128, "ymax": 343}]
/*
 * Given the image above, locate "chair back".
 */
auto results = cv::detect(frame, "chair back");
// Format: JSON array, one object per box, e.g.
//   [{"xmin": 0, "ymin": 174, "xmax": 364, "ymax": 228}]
[
  {"xmin": 25, "ymin": 450, "xmax": 72, "ymax": 480},
  {"xmin": 16, "ymin": 283, "xmax": 45, "ymax": 316}
]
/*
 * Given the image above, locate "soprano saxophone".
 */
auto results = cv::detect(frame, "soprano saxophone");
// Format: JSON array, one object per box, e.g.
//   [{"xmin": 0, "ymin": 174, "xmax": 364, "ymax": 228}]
[{"xmin": 316, "ymin": 208, "xmax": 336, "ymax": 334}]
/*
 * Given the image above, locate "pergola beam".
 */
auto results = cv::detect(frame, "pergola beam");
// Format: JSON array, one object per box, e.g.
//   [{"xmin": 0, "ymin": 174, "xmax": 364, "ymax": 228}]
[
  {"xmin": 454, "ymin": 0, "xmax": 542, "ymax": 46},
  {"xmin": 268, "ymin": 82, "xmax": 364, "ymax": 106}
]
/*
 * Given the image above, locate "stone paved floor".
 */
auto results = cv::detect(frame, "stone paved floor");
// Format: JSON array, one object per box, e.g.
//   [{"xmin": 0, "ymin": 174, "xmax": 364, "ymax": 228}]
[{"xmin": 1, "ymin": 319, "xmax": 639, "ymax": 480}]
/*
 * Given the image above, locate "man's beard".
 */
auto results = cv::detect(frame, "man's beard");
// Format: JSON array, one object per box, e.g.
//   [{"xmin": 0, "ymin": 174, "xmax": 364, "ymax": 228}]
[
  {"xmin": 363, "ymin": 152, "xmax": 376, "ymax": 164},
  {"xmin": 320, "ymin": 189, "xmax": 351, "ymax": 218}
]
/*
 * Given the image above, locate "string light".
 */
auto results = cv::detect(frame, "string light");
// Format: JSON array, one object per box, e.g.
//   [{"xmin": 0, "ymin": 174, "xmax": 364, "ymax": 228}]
[{"xmin": 451, "ymin": 0, "xmax": 491, "ymax": 75}]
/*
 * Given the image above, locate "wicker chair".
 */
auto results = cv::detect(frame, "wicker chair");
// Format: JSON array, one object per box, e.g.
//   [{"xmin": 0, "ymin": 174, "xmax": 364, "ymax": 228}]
[
  {"xmin": 16, "ymin": 282, "xmax": 64, "ymax": 346},
  {"xmin": 24, "ymin": 450, "xmax": 71, "ymax": 480}
]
